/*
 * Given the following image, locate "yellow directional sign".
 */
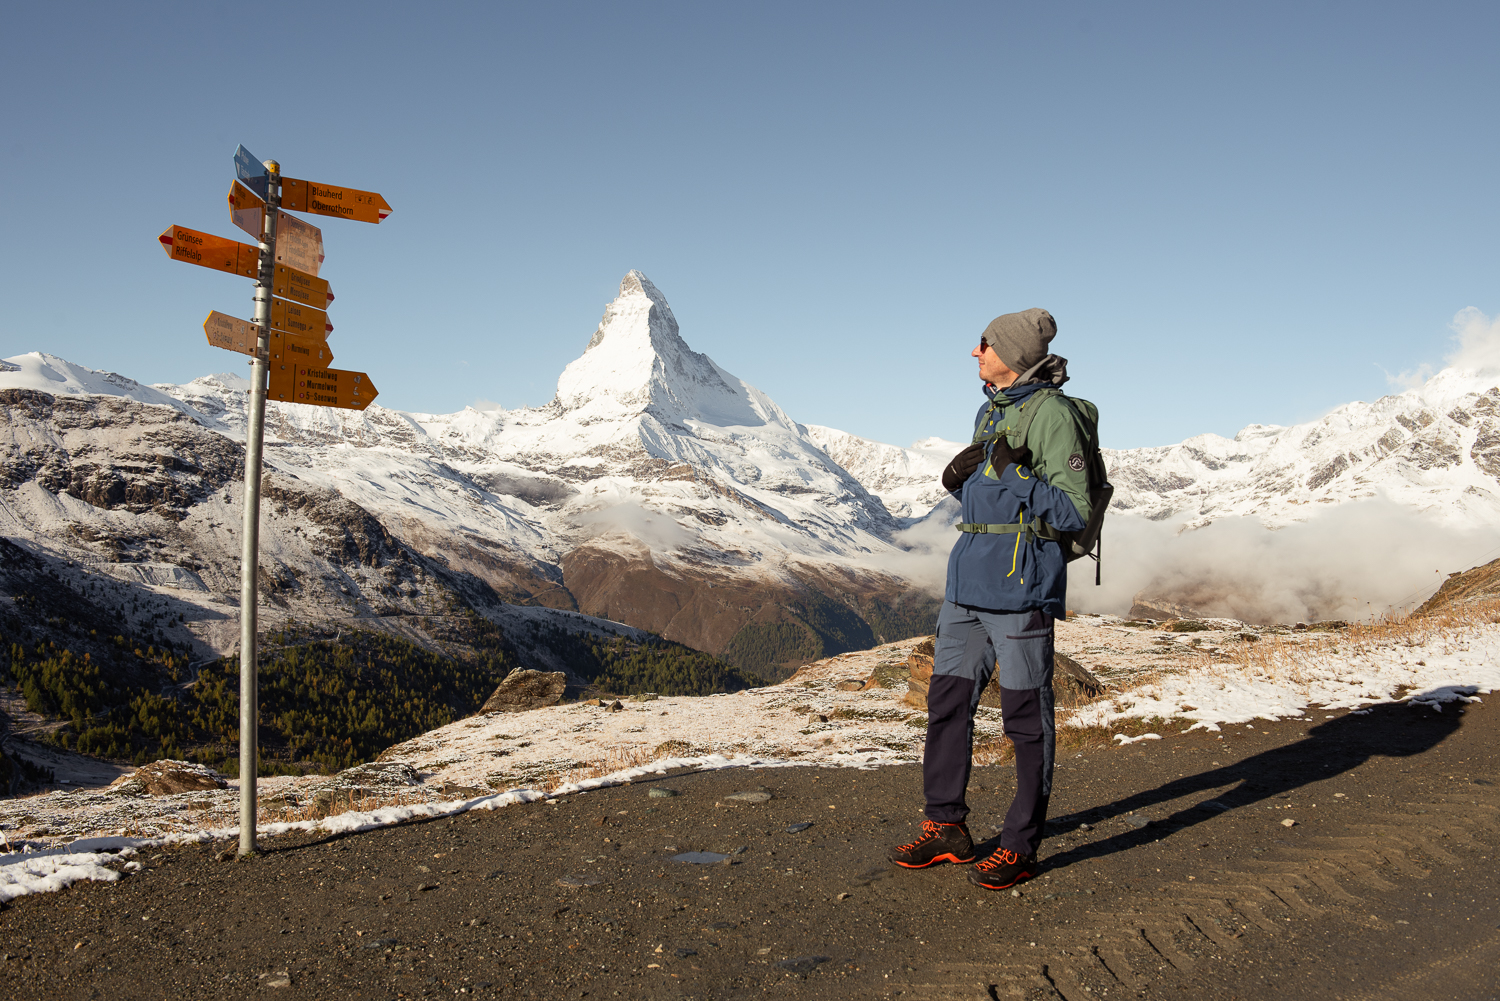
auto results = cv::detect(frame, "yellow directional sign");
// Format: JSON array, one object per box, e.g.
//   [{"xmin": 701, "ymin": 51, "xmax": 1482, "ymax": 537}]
[
  {"xmin": 159, "ymin": 226, "xmax": 259, "ymax": 278},
  {"xmin": 274, "ymin": 212, "xmax": 325, "ymax": 276},
  {"xmin": 281, "ymin": 177, "xmax": 392, "ymax": 224},
  {"xmin": 271, "ymin": 262, "xmax": 334, "ymax": 309},
  {"xmin": 268, "ymin": 363, "xmax": 376, "ymax": 410},
  {"xmin": 204, "ymin": 311, "xmax": 257, "ymax": 355},
  {"xmin": 269, "ymin": 328, "xmax": 335, "ymax": 367},
  {"xmin": 227, "ymin": 180, "xmax": 264, "ymax": 241},
  {"xmin": 271, "ymin": 299, "xmax": 333, "ymax": 338}
]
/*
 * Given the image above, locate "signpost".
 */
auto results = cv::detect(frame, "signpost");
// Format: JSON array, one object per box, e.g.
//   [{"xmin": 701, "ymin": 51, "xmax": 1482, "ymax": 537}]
[{"xmin": 159, "ymin": 144, "xmax": 390, "ymax": 856}]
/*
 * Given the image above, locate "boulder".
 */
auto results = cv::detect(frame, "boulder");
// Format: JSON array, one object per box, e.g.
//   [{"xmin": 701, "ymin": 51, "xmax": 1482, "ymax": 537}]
[
  {"xmin": 900, "ymin": 638, "xmax": 1106, "ymax": 710},
  {"xmin": 479, "ymin": 669, "xmax": 568, "ymax": 713},
  {"xmin": 109, "ymin": 759, "xmax": 225, "ymax": 796}
]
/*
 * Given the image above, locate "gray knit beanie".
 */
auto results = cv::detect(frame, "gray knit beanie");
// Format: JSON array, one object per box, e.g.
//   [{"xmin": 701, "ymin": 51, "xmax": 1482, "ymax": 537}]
[{"xmin": 982, "ymin": 308, "xmax": 1057, "ymax": 374}]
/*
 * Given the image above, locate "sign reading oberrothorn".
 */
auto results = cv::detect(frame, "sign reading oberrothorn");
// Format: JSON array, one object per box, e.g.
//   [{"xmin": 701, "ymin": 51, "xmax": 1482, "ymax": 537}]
[
  {"xmin": 281, "ymin": 177, "xmax": 392, "ymax": 224},
  {"xmin": 268, "ymin": 363, "xmax": 377, "ymax": 409}
]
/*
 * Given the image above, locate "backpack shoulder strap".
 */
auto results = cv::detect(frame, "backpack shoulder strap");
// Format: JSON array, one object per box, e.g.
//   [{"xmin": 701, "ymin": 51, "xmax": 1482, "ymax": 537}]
[{"xmin": 1009, "ymin": 388, "xmax": 1063, "ymax": 450}]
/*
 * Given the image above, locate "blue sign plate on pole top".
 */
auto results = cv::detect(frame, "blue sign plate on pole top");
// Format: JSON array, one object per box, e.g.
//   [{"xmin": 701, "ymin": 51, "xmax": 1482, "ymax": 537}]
[{"xmin": 233, "ymin": 144, "xmax": 268, "ymax": 199}]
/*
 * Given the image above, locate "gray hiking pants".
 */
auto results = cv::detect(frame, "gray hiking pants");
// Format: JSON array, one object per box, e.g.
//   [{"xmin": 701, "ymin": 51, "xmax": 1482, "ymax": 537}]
[{"xmin": 923, "ymin": 600, "xmax": 1055, "ymax": 856}]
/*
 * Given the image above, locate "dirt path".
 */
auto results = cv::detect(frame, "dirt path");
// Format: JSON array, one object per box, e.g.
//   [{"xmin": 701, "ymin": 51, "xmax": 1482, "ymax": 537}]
[{"xmin": 2, "ymin": 701, "xmax": 1496, "ymax": 1000}]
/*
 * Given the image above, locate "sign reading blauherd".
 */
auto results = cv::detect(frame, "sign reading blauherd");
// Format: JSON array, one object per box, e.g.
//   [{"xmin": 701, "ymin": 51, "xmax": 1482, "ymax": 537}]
[{"xmin": 156, "ymin": 143, "xmax": 390, "ymax": 859}]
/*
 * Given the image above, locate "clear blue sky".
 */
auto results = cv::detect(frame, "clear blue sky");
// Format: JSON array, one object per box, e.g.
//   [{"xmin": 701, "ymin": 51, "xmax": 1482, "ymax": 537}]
[{"xmin": 2, "ymin": 2, "xmax": 1495, "ymax": 449}]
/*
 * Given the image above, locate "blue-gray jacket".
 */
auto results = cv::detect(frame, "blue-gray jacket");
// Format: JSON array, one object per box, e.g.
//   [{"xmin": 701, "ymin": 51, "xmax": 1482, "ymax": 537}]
[{"xmin": 944, "ymin": 381, "xmax": 1092, "ymax": 617}]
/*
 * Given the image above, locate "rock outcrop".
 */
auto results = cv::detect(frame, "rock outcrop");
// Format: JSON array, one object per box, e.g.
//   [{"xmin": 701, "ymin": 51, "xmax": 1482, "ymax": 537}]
[
  {"xmin": 109, "ymin": 759, "xmax": 226, "ymax": 796},
  {"xmin": 898, "ymin": 636, "xmax": 1105, "ymax": 711},
  {"xmin": 479, "ymin": 670, "xmax": 568, "ymax": 713}
]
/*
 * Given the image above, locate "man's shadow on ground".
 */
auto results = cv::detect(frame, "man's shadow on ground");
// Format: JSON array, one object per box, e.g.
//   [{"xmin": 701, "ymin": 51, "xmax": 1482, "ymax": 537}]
[{"xmin": 981, "ymin": 697, "xmax": 1478, "ymax": 870}]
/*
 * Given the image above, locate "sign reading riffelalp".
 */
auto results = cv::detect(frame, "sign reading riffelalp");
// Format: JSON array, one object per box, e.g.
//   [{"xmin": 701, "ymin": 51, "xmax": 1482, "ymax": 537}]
[
  {"xmin": 281, "ymin": 177, "xmax": 392, "ymax": 224},
  {"xmin": 159, "ymin": 226, "xmax": 259, "ymax": 278}
]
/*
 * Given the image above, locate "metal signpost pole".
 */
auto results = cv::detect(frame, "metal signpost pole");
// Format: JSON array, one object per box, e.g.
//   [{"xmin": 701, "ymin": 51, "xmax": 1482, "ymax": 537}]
[{"xmin": 238, "ymin": 159, "xmax": 281, "ymax": 856}]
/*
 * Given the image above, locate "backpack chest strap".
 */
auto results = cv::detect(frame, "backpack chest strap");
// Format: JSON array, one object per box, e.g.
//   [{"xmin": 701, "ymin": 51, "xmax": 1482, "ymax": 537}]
[{"xmin": 956, "ymin": 520, "xmax": 1064, "ymax": 541}]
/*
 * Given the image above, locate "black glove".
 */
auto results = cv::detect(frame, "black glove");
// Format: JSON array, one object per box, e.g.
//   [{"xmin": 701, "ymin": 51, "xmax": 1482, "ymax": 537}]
[
  {"xmin": 941, "ymin": 443, "xmax": 986, "ymax": 492},
  {"xmin": 989, "ymin": 436, "xmax": 1032, "ymax": 474}
]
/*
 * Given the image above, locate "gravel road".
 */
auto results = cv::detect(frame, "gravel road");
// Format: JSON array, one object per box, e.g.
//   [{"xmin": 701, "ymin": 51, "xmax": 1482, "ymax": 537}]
[{"xmin": 3, "ymin": 700, "xmax": 1496, "ymax": 1000}]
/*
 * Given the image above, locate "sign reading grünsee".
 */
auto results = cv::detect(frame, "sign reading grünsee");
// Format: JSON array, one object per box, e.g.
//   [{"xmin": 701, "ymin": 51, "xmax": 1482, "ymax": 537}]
[
  {"xmin": 271, "ymin": 299, "xmax": 333, "ymax": 338},
  {"xmin": 268, "ymin": 363, "xmax": 376, "ymax": 410},
  {"xmin": 281, "ymin": 177, "xmax": 392, "ymax": 224},
  {"xmin": 159, "ymin": 226, "xmax": 259, "ymax": 278},
  {"xmin": 271, "ymin": 262, "xmax": 335, "ymax": 309}
]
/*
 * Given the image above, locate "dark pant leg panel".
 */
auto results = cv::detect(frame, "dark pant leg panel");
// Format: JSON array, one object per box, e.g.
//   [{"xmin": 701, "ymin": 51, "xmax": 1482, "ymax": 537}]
[
  {"xmin": 999, "ymin": 685, "xmax": 1054, "ymax": 856},
  {"xmin": 923, "ymin": 675, "xmax": 977, "ymax": 824}
]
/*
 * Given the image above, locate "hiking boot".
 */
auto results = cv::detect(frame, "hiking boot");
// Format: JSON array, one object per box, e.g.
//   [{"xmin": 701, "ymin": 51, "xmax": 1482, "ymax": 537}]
[
  {"xmin": 888, "ymin": 820, "xmax": 976, "ymax": 868},
  {"xmin": 967, "ymin": 846, "xmax": 1039, "ymax": 890}
]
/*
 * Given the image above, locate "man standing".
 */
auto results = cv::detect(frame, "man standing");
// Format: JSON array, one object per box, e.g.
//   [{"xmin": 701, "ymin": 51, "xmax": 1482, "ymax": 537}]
[{"xmin": 888, "ymin": 308, "xmax": 1093, "ymax": 891}]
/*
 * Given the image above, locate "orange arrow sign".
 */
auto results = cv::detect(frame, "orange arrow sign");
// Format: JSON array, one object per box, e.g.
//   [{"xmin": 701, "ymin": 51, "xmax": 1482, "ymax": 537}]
[
  {"xmin": 227, "ymin": 180, "xmax": 264, "ymax": 241},
  {"xmin": 271, "ymin": 299, "xmax": 333, "ymax": 338},
  {"xmin": 274, "ymin": 211, "xmax": 325, "ymax": 276},
  {"xmin": 204, "ymin": 311, "xmax": 257, "ymax": 355},
  {"xmin": 268, "ymin": 363, "xmax": 376, "ymax": 410},
  {"xmin": 159, "ymin": 226, "xmax": 259, "ymax": 278},
  {"xmin": 204, "ymin": 311, "xmax": 334, "ymax": 366},
  {"xmin": 271, "ymin": 262, "xmax": 334, "ymax": 309},
  {"xmin": 281, "ymin": 177, "xmax": 392, "ymax": 224},
  {"xmin": 270, "ymin": 329, "xmax": 334, "ymax": 367}
]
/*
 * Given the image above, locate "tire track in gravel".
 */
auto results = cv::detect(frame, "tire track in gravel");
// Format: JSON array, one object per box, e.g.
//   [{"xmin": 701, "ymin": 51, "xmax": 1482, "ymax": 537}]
[{"xmin": 900, "ymin": 712, "xmax": 1500, "ymax": 999}]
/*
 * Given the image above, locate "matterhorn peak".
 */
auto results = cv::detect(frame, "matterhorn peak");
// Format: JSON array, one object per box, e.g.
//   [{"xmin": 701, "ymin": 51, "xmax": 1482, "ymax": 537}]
[{"xmin": 553, "ymin": 272, "xmax": 793, "ymax": 430}]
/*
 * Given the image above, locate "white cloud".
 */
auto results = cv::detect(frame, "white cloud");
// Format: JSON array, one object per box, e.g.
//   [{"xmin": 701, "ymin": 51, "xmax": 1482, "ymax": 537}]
[
  {"xmin": 1387, "ymin": 307, "xmax": 1500, "ymax": 390},
  {"xmin": 1446, "ymin": 306, "xmax": 1500, "ymax": 374},
  {"xmin": 1069, "ymin": 502, "xmax": 1500, "ymax": 623}
]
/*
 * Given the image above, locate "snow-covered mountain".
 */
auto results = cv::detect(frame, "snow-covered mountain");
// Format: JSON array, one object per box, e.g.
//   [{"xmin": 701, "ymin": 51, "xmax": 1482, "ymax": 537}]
[
  {"xmin": 0, "ymin": 273, "xmax": 940, "ymax": 678},
  {"xmin": 6, "ymin": 271, "xmax": 1499, "ymax": 653},
  {"xmin": 1102, "ymin": 367, "xmax": 1500, "ymax": 530}
]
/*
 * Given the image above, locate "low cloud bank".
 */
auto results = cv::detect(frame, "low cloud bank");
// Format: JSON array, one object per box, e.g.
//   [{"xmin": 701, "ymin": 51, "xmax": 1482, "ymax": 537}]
[
  {"xmin": 884, "ymin": 497, "xmax": 1498, "ymax": 624},
  {"xmin": 1069, "ymin": 500, "xmax": 1500, "ymax": 623}
]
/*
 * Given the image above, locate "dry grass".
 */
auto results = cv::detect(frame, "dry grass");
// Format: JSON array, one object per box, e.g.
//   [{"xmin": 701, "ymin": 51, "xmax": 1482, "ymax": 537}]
[{"xmin": 1189, "ymin": 599, "xmax": 1500, "ymax": 690}]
